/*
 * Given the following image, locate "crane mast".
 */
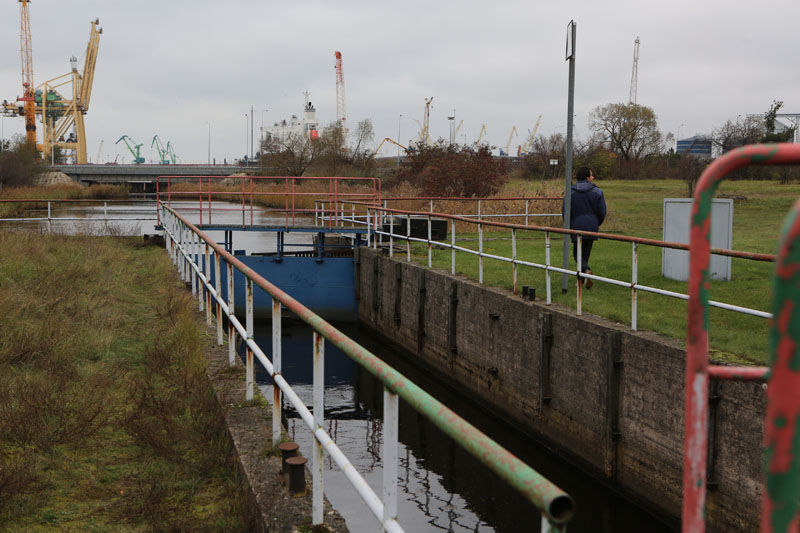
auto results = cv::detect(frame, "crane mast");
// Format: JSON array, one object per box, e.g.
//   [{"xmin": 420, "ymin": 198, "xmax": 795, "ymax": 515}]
[
  {"xmin": 334, "ymin": 51, "xmax": 347, "ymax": 134},
  {"xmin": 629, "ymin": 37, "xmax": 640, "ymax": 105},
  {"xmin": 19, "ymin": 0, "xmax": 37, "ymax": 146},
  {"xmin": 422, "ymin": 97, "xmax": 433, "ymax": 146}
]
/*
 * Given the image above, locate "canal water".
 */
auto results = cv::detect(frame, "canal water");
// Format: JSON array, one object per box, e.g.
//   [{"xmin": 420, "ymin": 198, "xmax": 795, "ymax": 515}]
[{"xmin": 8, "ymin": 200, "xmax": 678, "ymax": 531}]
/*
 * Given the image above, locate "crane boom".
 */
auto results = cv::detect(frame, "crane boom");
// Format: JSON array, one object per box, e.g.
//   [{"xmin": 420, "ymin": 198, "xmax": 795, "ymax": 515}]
[
  {"xmin": 629, "ymin": 37, "xmax": 640, "ymax": 104},
  {"xmin": 504, "ymin": 126, "xmax": 517, "ymax": 156},
  {"xmin": 18, "ymin": 0, "xmax": 37, "ymax": 146},
  {"xmin": 476, "ymin": 124, "xmax": 487, "ymax": 145},
  {"xmin": 372, "ymin": 137, "xmax": 407, "ymax": 158},
  {"xmin": 79, "ymin": 19, "xmax": 101, "ymax": 111}
]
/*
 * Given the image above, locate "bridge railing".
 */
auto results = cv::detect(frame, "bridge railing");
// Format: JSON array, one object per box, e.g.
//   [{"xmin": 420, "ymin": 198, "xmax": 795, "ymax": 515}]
[
  {"xmin": 352, "ymin": 202, "xmax": 774, "ymax": 334},
  {"xmin": 155, "ymin": 175, "xmax": 381, "ymax": 228},
  {"xmin": 0, "ymin": 198, "xmax": 157, "ymax": 231},
  {"xmin": 158, "ymin": 202, "xmax": 575, "ymax": 533}
]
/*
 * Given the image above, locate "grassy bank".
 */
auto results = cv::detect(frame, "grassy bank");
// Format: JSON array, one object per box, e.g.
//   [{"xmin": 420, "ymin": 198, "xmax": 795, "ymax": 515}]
[
  {"xmin": 0, "ymin": 232, "xmax": 249, "ymax": 530},
  {"xmin": 403, "ymin": 178, "xmax": 797, "ymax": 365},
  {"xmin": 0, "ymin": 183, "xmax": 130, "ymax": 217}
]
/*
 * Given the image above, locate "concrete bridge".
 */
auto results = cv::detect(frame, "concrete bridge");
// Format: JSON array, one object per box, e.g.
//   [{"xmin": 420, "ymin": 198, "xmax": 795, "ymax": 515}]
[{"xmin": 53, "ymin": 164, "xmax": 242, "ymax": 191}]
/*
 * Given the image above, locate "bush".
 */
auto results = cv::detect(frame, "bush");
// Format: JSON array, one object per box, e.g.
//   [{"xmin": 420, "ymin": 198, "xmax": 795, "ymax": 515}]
[
  {"xmin": 394, "ymin": 143, "xmax": 508, "ymax": 197},
  {"xmin": 0, "ymin": 139, "xmax": 42, "ymax": 188}
]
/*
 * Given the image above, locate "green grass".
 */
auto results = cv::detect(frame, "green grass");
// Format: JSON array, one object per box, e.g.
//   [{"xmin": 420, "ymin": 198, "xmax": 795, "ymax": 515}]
[
  {"xmin": 401, "ymin": 178, "xmax": 800, "ymax": 365},
  {"xmin": 0, "ymin": 232, "xmax": 248, "ymax": 531}
]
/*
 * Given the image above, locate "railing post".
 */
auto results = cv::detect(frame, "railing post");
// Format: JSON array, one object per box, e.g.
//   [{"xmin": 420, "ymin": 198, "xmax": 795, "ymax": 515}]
[
  {"xmin": 427, "ymin": 214, "xmax": 432, "ymax": 268},
  {"xmin": 272, "ymin": 297, "xmax": 282, "ymax": 447},
  {"xmin": 104, "ymin": 201, "xmax": 108, "ymax": 221},
  {"xmin": 205, "ymin": 243, "xmax": 212, "ymax": 325},
  {"xmin": 190, "ymin": 229, "xmax": 197, "ymax": 299},
  {"xmin": 512, "ymin": 228, "xmax": 517, "ymax": 294},
  {"xmin": 451, "ymin": 219, "xmax": 456, "ymax": 276},
  {"xmin": 228, "ymin": 261, "xmax": 236, "ymax": 366},
  {"xmin": 366, "ymin": 207, "xmax": 372, "ymax": 248},
  {"xmin": 545, "ymin": 231, "xmax": 552, "ymax": 304},
  {"xmin": 246, "ymin": 279, "xmax": 254, "ymax": 401},
  {"xmin": 479, "ymin": 222, "xmax": 484, "ymax": 284},
  {"xmin": 632, "ymin": 242, "xmax": 638, "ymax": 331},
  {"xmin": 312, "ymin": 331, "xmax": 324, "ymax": 526},
  {"xmin": 389, "ymin": 212, "xmax": 394, "ymax": 258},
  {"xmin": 576, "ymin": 236, "xmax": 582, "ymax": 316},
  {"xmin": 197, "ymin": 232, "xmax": 204, "ymax": 312},
  {"xmin": 525, "ymin": 199, "xmax": 530, "ymax": 226},
  {"xmin": 406, "ymin": 214, "xmax": 411, "ymax": 263},
  {"xmin": 383, "ymin": 388, "xmax": 399, "ymax": 531},
  {"xmin": 215, "ymin": 250, "xmax": 223, "ymax": 345},
  {"xmin": 47, "ymin": 201, "xmax": 51, "ymax": 233}
]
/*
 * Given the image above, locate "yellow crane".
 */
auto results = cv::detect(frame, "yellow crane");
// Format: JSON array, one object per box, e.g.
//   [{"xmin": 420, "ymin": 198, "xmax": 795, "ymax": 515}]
[
  {"xmin": 503, "ymin": 126, "xmax": 517, "ymax": 156},
  {"xmin": 37, "ymin": 18, "xmax": 102, "ymax": 164},
  {"xmin": 371, "ymin": 137, "xmax": 408, "ymax": 158},
  {"xmin": 475, "ymin": 124, "xmax": 487, "ymax": 145},
  {"xmin": 520, "ymin": 114, "xmax": 543, "ymax": 155}
]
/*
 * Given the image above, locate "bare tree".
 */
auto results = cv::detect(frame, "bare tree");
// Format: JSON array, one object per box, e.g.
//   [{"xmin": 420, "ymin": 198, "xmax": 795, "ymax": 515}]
[
  {"xmin": 260, "ymin": 132, "xmax": 316, "ymax": 176},
  {"xmin": 589, "ymin": 102, "xmax": 665, "ymax": 161}
]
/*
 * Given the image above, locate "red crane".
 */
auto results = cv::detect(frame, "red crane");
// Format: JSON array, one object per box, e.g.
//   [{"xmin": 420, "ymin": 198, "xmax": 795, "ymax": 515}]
[{"xmin": 334, "ymin": 51, "xmax": 347, "ymax": 133}]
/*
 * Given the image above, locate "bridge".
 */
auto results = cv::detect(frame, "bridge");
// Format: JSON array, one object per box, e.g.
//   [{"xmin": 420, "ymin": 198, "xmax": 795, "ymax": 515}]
[{"xmin": 52, "ymin": 163, "xmax": 241, "ymax": 190}]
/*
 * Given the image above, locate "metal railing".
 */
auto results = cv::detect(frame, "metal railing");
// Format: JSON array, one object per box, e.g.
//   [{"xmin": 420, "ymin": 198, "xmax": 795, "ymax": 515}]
[
  {"xmin": 156, "ymin": 175, "xmax": 381, "ymax": 228},
  {"xmin": 158, "ymin": 202, "xmax": 575, "ymax": 532},
  {"xmin": 683, "ymin": 143, "xmax": 800, "ymax": 533},
  {"xmin": 0, "ymin": 198, "xmax": 157, "ymax": 231},
  {"xmin": 353, "ymin": 203, "xmax": 774, "ymax": 332}
]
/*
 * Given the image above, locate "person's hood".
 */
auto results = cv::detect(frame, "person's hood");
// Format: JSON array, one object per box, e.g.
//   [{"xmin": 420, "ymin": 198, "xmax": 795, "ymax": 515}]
[{"xmin": 573, "ymin": 180, "xmax": 595, "ymax": 192}]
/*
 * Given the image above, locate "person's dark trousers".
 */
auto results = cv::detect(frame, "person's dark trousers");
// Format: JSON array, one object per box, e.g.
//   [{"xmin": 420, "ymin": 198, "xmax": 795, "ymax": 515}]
[{"xmin": 572, "ymin": 239, "xmax": 594, "ymax": 273}]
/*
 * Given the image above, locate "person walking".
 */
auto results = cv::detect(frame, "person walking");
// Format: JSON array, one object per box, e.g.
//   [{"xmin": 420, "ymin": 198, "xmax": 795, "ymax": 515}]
[{"xmin": 563, "ymin": 166, "xmax": 606, "ymax": 288}]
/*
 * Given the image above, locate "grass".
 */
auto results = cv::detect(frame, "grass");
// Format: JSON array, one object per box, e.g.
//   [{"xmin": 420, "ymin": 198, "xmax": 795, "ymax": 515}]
[
  {"xmin": 0, "ymin": 231, "xmax": 249, "ymax": 530},
  {"xmin": 0, "ymin": 183, "xmax": 130, "ymax": 217},
  {"xmin": 398, "ymin": 178, "xmax": 799, "ymax": 365}
]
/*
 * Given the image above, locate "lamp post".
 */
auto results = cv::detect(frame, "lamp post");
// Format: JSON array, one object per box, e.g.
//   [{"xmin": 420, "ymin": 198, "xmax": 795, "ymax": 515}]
[
  {"xmin": 448, "ymin": 109, "xmax": 456, "ymax": 145},
  {"xmin": 260, "ymin": 109, "xmax": 268, "ymax": 157},
  {"xmin": 0, "ymin": 113, "xmax": 4, "ymax": 153},
  {"xmin": 244, "ymin": 114, "xmax": 248, "ymax": 164}
]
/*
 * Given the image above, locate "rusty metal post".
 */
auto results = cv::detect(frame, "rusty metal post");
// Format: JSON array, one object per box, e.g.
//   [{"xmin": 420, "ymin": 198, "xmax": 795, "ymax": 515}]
[
  {"xmin": 287, "ymin": 456, "xmax": 308, "ymax": 495},
  {"xmin": 279, "ymin": 441, "xmax": 299, "ymax": 475},
  {"xmin": 246, "ymin": 278, "xmax": 254, "ymax": 401},
  {"xmin": 763, "ymin": 197, "xmax": 800, "ymax": 532},
  {"xmin": 272, "ymin": 297, "xmax": 282, "ymax": 447}
]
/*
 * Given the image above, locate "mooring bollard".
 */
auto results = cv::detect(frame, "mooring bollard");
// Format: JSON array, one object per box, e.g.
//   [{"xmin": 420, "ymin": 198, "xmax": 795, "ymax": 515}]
[
  {"xmin": 287, "ymin": 456, "xmax": 308, "ymax": 495},
  {"xmin": 528, "ymin": 288, "xmax": 536, "ymax": 301},
  {"xmin": 279, "ymin": 441, "xmax": 299, "ymax": 476},
  {"xmin": 522, "ymin": 285, "xmax": 529, "ymax": 298}
]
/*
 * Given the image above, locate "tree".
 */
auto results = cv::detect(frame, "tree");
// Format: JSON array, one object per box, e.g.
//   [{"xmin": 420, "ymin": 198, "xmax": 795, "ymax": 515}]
[
  {"xmin": 0, "ymin": 135, "xmax": 42, "ymax": 188},
  {"xmin": 712, "ymin": 117, "xmax": 763, "ymax": 153},
  {"xmin": 762, "ymin": 100, "xmax": 796, "ymax": 144},
  {"xmin": 259, "ymin": 132, "xmax": 317, "ymax": 176},
  {"xmin": 589, "ymin": 103, "xmax": 665, "ymax": 161}
]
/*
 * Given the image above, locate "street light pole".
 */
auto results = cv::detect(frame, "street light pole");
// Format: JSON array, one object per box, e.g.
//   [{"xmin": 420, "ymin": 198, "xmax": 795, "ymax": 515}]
[
  {"xmin": 205, "ymin": 121, "xmax": 211, "ymax": 165},
  {"xmin": 245, "ymin": 114, "xmax": 248, "ymax": 163},
  {"xmin": 563, "ymin": 20, "xmax": 577, "ymax": 293},
  {"xmin": 448, "ymin": 109, "xmax": 455, "ymax": 145},
  {"xmin": 250, "ymin": 105, "xmax": 254, "ymax": 161}
]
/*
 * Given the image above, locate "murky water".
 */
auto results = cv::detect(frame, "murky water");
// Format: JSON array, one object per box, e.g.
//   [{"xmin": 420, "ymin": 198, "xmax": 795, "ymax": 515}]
[{"xmin": 251, "ymin": 322, "xmax": 678, "ymax": 533}]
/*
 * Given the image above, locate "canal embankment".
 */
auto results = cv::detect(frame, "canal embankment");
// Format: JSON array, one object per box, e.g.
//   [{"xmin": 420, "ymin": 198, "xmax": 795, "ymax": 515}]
[{"xmin": 356, "ymin": 245, "xmax": 764, "ymax": 532}]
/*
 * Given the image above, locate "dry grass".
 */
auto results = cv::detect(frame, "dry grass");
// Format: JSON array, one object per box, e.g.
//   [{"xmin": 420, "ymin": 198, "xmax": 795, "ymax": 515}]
[
  {"xmin": 0, "ymin": 183, "xmax": 130, "ymax": 217},
  {"xmin": 0, "ymin": 232, "xmax": 248, "ymax": 530}
]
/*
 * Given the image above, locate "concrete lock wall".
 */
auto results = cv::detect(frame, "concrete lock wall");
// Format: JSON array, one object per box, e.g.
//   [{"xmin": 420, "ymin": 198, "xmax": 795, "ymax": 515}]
[{"xmin": 355, "ymin": 247, "xmax": 764, "ymax": 532}]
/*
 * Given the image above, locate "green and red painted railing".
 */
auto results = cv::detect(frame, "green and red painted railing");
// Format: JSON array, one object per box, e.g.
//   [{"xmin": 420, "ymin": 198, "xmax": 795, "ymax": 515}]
[{"xmin": 684, "ymin": 143, "xmax": 800, "ymax": 532}]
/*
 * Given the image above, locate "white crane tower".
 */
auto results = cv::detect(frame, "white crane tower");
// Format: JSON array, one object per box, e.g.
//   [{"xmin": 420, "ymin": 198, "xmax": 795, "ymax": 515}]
[{"xmin": 629, "ymin": 37, "xmax": 640, "ymax": 104}]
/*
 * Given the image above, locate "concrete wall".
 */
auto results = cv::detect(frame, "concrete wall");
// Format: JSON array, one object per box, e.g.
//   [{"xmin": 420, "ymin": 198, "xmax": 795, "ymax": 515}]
[{"xmin": 356, "ymin": 247, "xmax": 764, "ymax": 532}]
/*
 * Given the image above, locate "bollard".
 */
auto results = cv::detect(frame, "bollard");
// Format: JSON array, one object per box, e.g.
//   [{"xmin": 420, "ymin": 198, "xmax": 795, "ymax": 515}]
[
  {"xmin": 528, "ymin": 288, "xmax": 536, "ymax": 301},
  {"xmin": 279, "ymin": 442, "xmax": 300, "ymax": 476},
  {"xmin": 287, "ymin": 456, "xmax": 308, "ymax": 496},
  {"xmin": 522, "ymin": 286, "xmax": 529, "ymax": 298}
]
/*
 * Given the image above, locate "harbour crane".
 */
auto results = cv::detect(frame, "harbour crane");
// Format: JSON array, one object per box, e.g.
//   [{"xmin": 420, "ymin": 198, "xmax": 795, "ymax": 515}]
[
  {"xmin": 520, "ymin": 115, "xmax": 543, "ymax": 155},
  {"xmin": 116, "ymin": 135, "xmax": 144, "ymax": 164},
  {"xmin": 95, "ymin": 139, "xmax": 103, "ymax": 163},
  {"xmin": 334, "ymin": 51, "xmax": 347, "ymax": 134},
  {"xmin": 502, "ymin": 126, "xmax": 518, "ymax": 157},
  {"xmin": 37, "ymin": 18, "xmax": 102, "ymax": 164},
  {"xmin": 14, "ymin": 0, "xmax": 37, "ymax": 148},
  {"xmin": 151, "ymin": 135, "xmax": 170, "ymax": 164},
  {"xmin": 421, "ymin": 97, "xmax": 433, "ymax": 147},
  {"xmin": 166, "ymin": 141, "xmax": 178, "ymax": 164},
  {"xmin": 475, "ymin": 124, "xmax": 487, "ymax": 145},
  {"xmin": 371, "ymin": 137, "xmax": 408, "ymax": 158}
]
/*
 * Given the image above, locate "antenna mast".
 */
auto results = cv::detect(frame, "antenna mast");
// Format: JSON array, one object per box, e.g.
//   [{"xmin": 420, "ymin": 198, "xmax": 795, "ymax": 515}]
[
  {"xmin": 334, "ymin": 51, "xmax": 347, "ymax": 133},
  {"xmin": 629, "ymin": 37, "xmax": 640, "ymax": 104}
]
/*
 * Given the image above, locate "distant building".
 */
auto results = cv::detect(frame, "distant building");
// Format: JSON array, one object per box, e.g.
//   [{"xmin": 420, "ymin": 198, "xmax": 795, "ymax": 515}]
[{"xmin": 676, "ymin": 136, "xmax": 712, "ymax": 157}]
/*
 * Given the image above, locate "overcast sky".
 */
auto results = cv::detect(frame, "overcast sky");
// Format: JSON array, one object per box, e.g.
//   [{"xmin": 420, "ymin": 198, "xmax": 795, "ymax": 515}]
[{"xmin": 1, "ymin": 1, "xmax": 797, "ymax": 164}]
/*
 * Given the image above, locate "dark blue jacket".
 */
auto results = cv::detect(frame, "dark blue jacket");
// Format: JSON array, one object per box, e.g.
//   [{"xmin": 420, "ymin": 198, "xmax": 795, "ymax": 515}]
[{"xmin": 563, "ymin": 180, "xmax": 606, "ymax": 241}]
